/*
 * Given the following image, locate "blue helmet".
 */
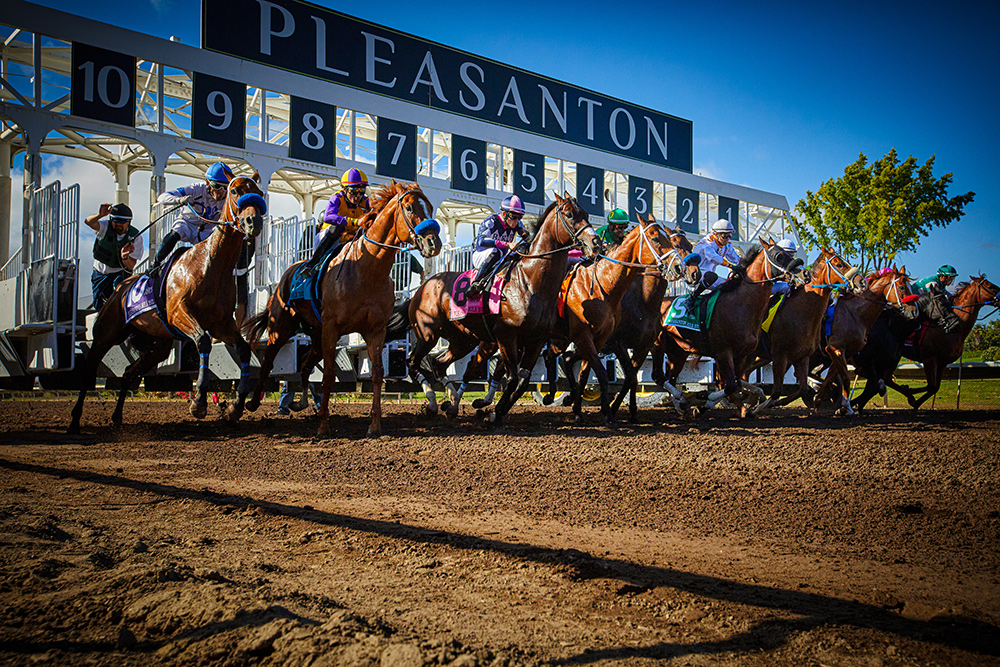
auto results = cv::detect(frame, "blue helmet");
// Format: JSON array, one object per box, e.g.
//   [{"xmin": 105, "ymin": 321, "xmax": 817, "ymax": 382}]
[{"xmin": 205, "ymin": 162, "xmax": 233, "ymax": 186}]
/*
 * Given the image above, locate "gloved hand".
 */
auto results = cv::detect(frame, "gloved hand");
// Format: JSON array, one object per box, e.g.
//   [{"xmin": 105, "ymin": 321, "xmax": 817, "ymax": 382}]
[
  {"xmin": 179, "ymin": 195, "xmax": 194, "ymax": 205},
  {"xmin": 494, "ymin": 240, "xmax": 507, "ymax": 251}
]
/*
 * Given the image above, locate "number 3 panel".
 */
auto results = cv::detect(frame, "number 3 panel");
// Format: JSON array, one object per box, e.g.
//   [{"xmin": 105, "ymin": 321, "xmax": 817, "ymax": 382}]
[
  {"xmin": 192, "ymin": 72, "xmax": 245, "ymax": 148},
  {"xmin": 376, "ymin": 117, "xmax": 416, "ymax": 181},
  {"xmin": 628, "ymin": 176, "xmax": 653, "ymax": 221},
  {"xmin": 290, "ymin": 97, "xmax": 337, "ymax": 165}
]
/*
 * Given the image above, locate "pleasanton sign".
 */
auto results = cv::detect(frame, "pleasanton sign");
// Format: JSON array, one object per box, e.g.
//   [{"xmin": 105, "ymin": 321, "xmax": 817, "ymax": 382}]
[{"xmin": 202, "ymin": 0, "xmax": 693, "ymax": 173}]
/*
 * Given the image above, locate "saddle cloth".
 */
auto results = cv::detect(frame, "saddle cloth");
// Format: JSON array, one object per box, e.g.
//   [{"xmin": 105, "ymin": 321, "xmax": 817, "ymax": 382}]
[
  {"xmin": 761, "ymin": 294, "xmax": 786, "ymax": 334},
  {"xmin": 662, "ymin": 291, "xmax": 722, "ymax": 332},
  {"xmin": 289, "ymin": 244, "xmax": 340, "ymax": 306},
  {"xmin": 449, "ymin": 269, "xmax": 504, "ymax": 321},
  {"xmin": 124, "ymin": 249, "xmax": 185, "ymax": 338}
]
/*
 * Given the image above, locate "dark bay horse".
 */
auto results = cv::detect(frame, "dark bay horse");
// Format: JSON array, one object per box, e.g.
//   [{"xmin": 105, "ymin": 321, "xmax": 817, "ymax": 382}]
[
  {"xmin": 542, "ymin": 216, "xmax": 698, "ymax": 423},
  {"xmin": 244, "ymin": 182, "xmax": 441, "ymax": 437},
  {"xmin": 651, "ymin": 240, "xmax": 799, "ymax": 419},
  {"xmin": 406, "ymin": 192, "xmax": 602, "ymax": 427},
  {"xmin": 68, "ymin": 176, "xmax": 266, "ymax": 433},
  {"xmin": 745, "ymin": 248, "xmax": 863, "ymax": 413},
  {"xmin": 811, "ymin": 266, "xmax": 913, "ymax": 415},
  {"xmin": 892, "ymin": 275, "xmax": 999, "ymax": 408},
  {"xmin": 542, "ymin": 215, "xmax": 681, "ymax": 423}
]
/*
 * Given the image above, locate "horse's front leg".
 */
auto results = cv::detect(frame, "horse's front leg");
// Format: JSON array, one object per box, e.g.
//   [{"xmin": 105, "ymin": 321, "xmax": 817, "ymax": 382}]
[
  {"xmin": 705, "ymin": 350, "xmax": 740, "ymax": 413},
  {"xmin": 493, "ymin": 340, "xmax": 545, "ymax": 426},
  {"xmin": 113, "ymin": 337, "xmax": 174, "ymax": 427},
  {"xmin": 222, "ymin": 333, "xmax": 254, "ymax": 423},
  {"xmin": 317, "ymin": 325, "xmax": 341, "ymax": 437},
  {"xmin": 365, "ymin": 333, "xmax": 386, "ymax": 437},
  {"xmin": 291, "ymin": 343, "xmax": 320, "ymax": 412},
  {"xmin": 191, "ymin": 333, "xmax": 213, "ymax": 419},
  {"xmin": 247, "ymin": 313, "xmax": 297, "ymax": 412}
]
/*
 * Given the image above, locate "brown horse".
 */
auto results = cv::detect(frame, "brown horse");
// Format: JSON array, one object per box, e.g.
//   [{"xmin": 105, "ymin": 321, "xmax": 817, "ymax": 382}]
[
  {"xmin": 812, "ymin": 266, "xmax": 913, "ymax": 415},
  {"xmin": 651, "ymin": 239, "xmax": 799, "ymax": 418},
  {"xmin": 406, "ymin": 192, "xmax": 602, "ymax": 427},
  {"xmin": 746, "ymin": 248, "xmax": 863, "ymax": 413},
  {"xmin": 68, "ymin": 176, "xmax": 266, "ymax": 434},
  {"xmin": 892, "ymin": 275, "xmax": 999, "ymax": 408},
  {"xmin": 543, "ymin": 215, "xmax": 694, "ymax": 423},
  {"xmin": 244, "ymin": 182, "xmax": 441, "ymax": 437}
]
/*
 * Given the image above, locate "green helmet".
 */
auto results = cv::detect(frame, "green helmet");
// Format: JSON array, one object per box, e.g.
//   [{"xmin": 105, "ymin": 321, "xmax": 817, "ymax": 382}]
[
  {"xmin": 937, "ymin": 264, "xmax": 957, "ymax": 277},
  {"xmin": 607, "ymin": 208, "xmax": 629, "ymax": 225}
]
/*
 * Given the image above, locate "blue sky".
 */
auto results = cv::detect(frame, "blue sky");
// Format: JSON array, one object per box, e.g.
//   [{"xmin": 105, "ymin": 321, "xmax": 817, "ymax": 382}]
[{"xmin": 17, "ymin": 0, "xmax": 1000, "ymax": 288}]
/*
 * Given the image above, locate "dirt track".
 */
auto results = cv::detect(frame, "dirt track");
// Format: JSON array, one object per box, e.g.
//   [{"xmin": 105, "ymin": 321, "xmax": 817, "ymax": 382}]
[{"xmin": 0, "ymin": 397, "xmax": 998, "ymax": 666}]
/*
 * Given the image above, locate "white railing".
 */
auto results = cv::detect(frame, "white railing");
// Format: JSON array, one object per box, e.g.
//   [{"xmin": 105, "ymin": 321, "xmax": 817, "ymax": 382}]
[
  {"xmin": 254, "ymin": 215, "xmax": 315, "ymax": 289},
  {"xmin": 424, "ymin": 244, "xmax": 473, "ymax": 276}
]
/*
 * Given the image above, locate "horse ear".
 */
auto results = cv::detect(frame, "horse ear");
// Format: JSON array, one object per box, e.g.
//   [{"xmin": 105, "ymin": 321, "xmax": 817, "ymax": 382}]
[
  {"xmin": 899, "ymin": 264, "xmax": 906, "ymax": 274},
  {"xmin": 553, "ymin": 192, "xmax": 564, "ymax": 204},
  {"xmin": 251, "ymin": 171, "xmax": 261, "ymax": 184}
]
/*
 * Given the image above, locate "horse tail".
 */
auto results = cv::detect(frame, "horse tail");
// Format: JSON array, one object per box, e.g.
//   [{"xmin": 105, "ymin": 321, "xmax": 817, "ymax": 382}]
[
  {"xmin": 386, "ymin": 297, "xmax": 412, "ymax": 342},
  {"xmin": 242, "ymin": 297, "xmax": 272, "ymax": 349}
]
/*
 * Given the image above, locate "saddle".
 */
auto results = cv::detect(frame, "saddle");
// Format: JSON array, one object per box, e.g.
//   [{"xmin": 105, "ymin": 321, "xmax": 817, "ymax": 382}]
[
  {"xmin": 662, "ymin": 291, "xmax": 722, "ymax": 332},
  {"xmin": 123, "ymin": 248, "xmax": 188, "ymax": 337},
  {"xmin": 288, "ymin": 243, "xmax": 342, "ymax": 316},
  {"xmin": 449, "ymin": 258, "xmax": 516, "ymax": 322}
]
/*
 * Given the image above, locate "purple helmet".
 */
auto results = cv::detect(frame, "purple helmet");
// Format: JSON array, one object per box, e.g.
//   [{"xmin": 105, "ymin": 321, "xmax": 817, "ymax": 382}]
[{"xmin": 500, "ymin": 195, "xmax": 525, "ymax": 215}]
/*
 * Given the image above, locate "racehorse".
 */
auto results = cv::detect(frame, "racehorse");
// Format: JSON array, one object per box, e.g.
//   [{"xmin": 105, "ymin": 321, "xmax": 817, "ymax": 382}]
[
  {"xmin": 68, "ymin": 176, "xmax": 266, "ymax": 434},
  {"xmin": 745, "ymin": 248, "xmax": 863, "ymax": 413},
  {"xmin": 540, "ymin": 216, "xmax": 699, "ymax": 422},
  {"xmin": 539, "ymin": 215, "xmax": 682, "ymax": 423},
  {"xmin": 811, "ymin": 266, "xmax": 913, "ymax": 415},
  {"xmin": 892, "ymin": 275, "xmax": 999, "ymax": 409},
  {"xmin": 244, "ymin": 182, "xmax": 441, "ymax": 437},
  {"xmin": 849, "ymin": 293, "xmax": 933, "ymax": 414},
  {"xmin": 406, "ymin": 192, "xmax": 602, "ymax": 427},
  {"xmin": 651, "ymin": 239, "xmax": 799, "ymax": 419}
]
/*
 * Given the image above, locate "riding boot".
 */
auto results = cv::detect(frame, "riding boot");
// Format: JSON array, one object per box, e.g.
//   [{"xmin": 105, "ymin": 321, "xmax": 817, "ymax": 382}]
[
  {"xmin": 684, "ymin": 283, "xmax": 707, "ymax": 314},
  {"xmin": 934, "ymin": 294, "xmax": 960, "ymax": 333},
  {"xmin": 152, "ymin": 231, "xmax": 181, "ymax": 269},
  {"xmin": 301, "ymin": 226, "xmax": 343, "ymax": 278},
  {"xmin": 468, "ymin": 255, "xmax": 499, "ymax": 296}
]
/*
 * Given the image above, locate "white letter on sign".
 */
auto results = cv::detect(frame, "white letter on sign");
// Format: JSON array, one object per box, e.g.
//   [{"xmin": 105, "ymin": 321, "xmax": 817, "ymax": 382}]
[
  {"xmin": 255, "ymin": 0, "xmax": 294, "ymax": 56},
  {"xmin": 645, "ymin": 117, "xmax": 668, "ymax": 161},
  {"xmin": 609, "ymin": 108, "xmax": 636, "ymax": 150},
  {"xmin": 538, "ymin": 84, "xmax": 567, "ymax": 134},
  {"xmin": 498, "ymin": 76, "xmax": 529, "ymax": 125},
  {"xmin": 577, "ymin": 97, "xmax": 603, "ymax": 141},
  {"xmin": 313, "ymin": 17, "xmax": 348, "ymax": 77},
  {"xmin": 361, "ymin": 32, "xmax": 397, "ymax": 89},
  {"xmin": 459, "ymin": 62, "xmax": 485, "ymax": 111},
  {"xmin": 410, "ymin": 51, "xmax": 449, "ymax": 103}
]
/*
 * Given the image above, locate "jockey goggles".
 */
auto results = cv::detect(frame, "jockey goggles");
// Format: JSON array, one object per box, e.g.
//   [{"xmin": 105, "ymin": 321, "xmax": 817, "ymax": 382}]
[
  {"xmin": 207, "ymin": 180, "xmax": 228, "ymax": 191},
  {"xmin": 108, "ymin": 215, "xmax": 131, "ymax": 225},
  {"xmin": 346, "ymin": 186, "xmax": 367, "ymax": 195}
]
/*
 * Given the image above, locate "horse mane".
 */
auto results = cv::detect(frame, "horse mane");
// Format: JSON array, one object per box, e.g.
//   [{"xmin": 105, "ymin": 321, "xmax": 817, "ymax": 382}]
[
  {"xmin": 524, "ymin": 201, "xmax": 558, "ymax": 239},
  {"xmin": 367, "ymin": 181, "xmax": 412, "ymax": 214},
  {"xmin": 714, "ymin": 244, "xmax": 760, "ymax": 293}
]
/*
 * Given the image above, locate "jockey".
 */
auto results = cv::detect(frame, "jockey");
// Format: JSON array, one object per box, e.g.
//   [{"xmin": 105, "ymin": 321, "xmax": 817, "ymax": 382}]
[
  {"xmin": 686, "ymin": 218, "xmax": 741, "ymax": 308},
  {"xmin": 467, "ymin": 195, "xmax": 531, "ymax": 296},
  {"xmin": 595, "ymin": 208, "xmax": 630, "ymax": 247},
  {"xmin": 84, "ymin": 202, "xmax": 144, "ymax": 309},
  {"xmin": 301, "ymin": 168, "xmax": 371, "ymax": 277},
  {"xmin": 152, "ymin": 161, "xmax": 233, "ymax": 268},
  {"xmin": 771, "ymin": 238, "xmax": 797, "ymax": 296},
  {"xmin": 913, "ymin": 264, "xmax": 961, "ymax": 333}
]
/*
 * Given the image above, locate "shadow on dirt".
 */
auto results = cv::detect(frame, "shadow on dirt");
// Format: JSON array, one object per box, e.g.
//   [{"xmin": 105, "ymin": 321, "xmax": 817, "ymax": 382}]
[{"xmin": 1, "ymin": 456, "xmax": 996, "ymax": 662}]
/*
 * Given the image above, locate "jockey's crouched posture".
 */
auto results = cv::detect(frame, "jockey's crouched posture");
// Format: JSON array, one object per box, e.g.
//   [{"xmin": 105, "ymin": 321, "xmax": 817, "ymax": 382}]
[
  {"xmin": 301, "ymin": 168, "xmax": 371, "ymax": 278},
  {"xmin": 152, "ymin": 161, "xmax": 233, "ymax": 268},
  {"xmin": 686, "ymin": 218, "xmax": 741, "ymax": 310},
  {"xmin": 467, "ymin": 195, "xmax": 531, "ymax": 296},
  {"xmin": 913, "ymin": 264, "xmax": 961, "ymax": 333}
]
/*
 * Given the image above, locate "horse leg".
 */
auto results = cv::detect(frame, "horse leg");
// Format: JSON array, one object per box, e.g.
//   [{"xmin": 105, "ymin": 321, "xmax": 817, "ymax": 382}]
[
  {"xmin": 69, "ymin": 310, "xmax": 133, "ymax": 434},
  {"xmin": 445, "ymin": 343, "xmax": 489, "ymax": 420},
  {"xmin": 472, "ymin": 354, "xmax": 504, "ymax": 410},
  {"xmin": 774, "ymin": 358, "xmax": 811, "ymax": 409},
  {"xmin": 247, "ymin": 310, "xmax": 298, "ymax": 413},
  {"xmin": 609, "ymin": 342, "xmax": 637, "ymax": 422},
  {"xmin": 754, "ymin": 354, "xmax": 790, "ymax": 415},
  {"xmin": 365, "ymin": 334, "xmax": 386, "ymax": 437},
  {"xmin": 317, "ymin": 325, "xmax": 341, "ymax": 437},
  {"xmin": 541, "ymin": 344, "xmax": 559, "ymax": 406},
  {"xmin": 705, "ymin": 351, "xmax": 743, "ymax": 415},
  {"xmin": 428, "ymin": 337, "xmax": 477, "ymax": 418},
  {"xmin": 911, "ymin": 360, "xmax": 941, "ymax": 409},
  {"xmin": 494, "ymin": 340, "xmax": 546, "ymax": 427},
  {"xmin": 825, "ymin": 346, "xmax": 854, "ymax": 416},
  {"xmin": 571, "ymin": 357, "xmax": 592, "ymax": 424},
  {"xmin": 851, "ymin": 377, "xmax": 881, "ymax": 415},
  {"xmin": 190, "ymin": 333, "xmax": 213, "ymax": 419},
  {"xmin": 112, "ymin": 336, "xmax": 174, "ymax": 428}
]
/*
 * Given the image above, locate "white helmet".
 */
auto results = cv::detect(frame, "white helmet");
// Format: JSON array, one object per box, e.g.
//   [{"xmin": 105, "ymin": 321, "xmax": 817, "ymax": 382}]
[
  {"xmin": 711, "ymin": 218, "xmax": 735, "ymax": 234},
  {"xmin": 776, "ymin": 238, "xmax": 798, "ymax": 253}
]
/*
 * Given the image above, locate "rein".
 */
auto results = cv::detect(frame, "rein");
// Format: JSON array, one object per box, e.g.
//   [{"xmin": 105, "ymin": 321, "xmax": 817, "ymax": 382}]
[
  {"xmin": 355, "ymin": 188, "xmax": 431, "ymax": 253},
  {"xmin": 743, "ymin": 247, "xmax": 796, "ymax": 284},
  {"xmin": 515, "ymin": 201, "xmax": 592, "ymax": 259},
  {"xmin": 596, "ymin": 222, "xmax": 673, "ymax": 271}
]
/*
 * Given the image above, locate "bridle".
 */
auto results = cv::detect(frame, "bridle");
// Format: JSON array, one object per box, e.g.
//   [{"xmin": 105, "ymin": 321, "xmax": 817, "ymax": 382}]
[
  {"xmin": 186, "ymin": 178, "xmax": 264, "ymax": 238},
  {"xmin": 358, "ymin": 187, "xmax": 437, "ymax": 253},
  {"xmin": 743, "ymin": 244, "xmax": 796, "ymax": 284},
  {"xmin": 516, "ymin": 198, "xmax": 597, "ymax": 259},
  {"xmin": 952, "ymin": 278, "xmax": 1000, "ymax": 318},
  {"xmin": 596, "ymin": 221, "xmax": 676, "ymax": 278},
  {"xmin": 807, "ymin": 250, "xmax": 861, "ymax": 292}
]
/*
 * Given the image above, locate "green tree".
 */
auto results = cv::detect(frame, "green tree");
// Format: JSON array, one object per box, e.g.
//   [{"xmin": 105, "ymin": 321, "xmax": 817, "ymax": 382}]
[
  {"xmin": 793, "ymin": 149, "xmax": 974, "ymax": 274},
  {"xmin": 967, "ymin": 321, "xmax": 1000, "ymax": 351}
]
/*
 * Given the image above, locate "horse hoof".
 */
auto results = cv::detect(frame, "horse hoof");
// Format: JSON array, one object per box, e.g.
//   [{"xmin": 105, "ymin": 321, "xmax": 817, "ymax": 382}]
[
  {"xmin": 685, "ymin": 407, "xmax": 699, "ymax": 421},
  {"xmin": 573, "ymin": 414, "xmax": 584, "ymax": 425},
  {"xmin": 190, "ymin": 402, "xmax": 208, "ymax": 419},
  {"xmin": 423, "ymin": 406, "xmax": 439, "ymax": 417},
  {"xmin": 366, "ymin": 428, "xmax": 381, "ymax": 438},
  {"xmin": 541, "ymin": 394, "xmax": 554, "ymax": 406},
  {"xmin": 560, "ymin": 395, "xmax": 573, "ymax": 407},
  {"xmin": 471, "ymin": 398, "xmax": 486, "ymax": 409},
  {"xmin": 440, "ymin": 401, "xmax": 452, "ymax": 413},
  {"xmin": 67, "ymin": 424, "xmax": 80, "ymax": 436},
  {"xmin": 316, "ymin": 423, "xmax": 330, "ymax": 437},
  {"xmin": 446, "ymin": 407, "xmax": 459, "ymax": 420}
]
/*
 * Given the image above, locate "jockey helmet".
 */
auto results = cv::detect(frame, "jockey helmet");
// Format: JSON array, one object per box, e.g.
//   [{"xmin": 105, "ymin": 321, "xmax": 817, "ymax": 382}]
[
  {"xmin": 776, "ymin": 238, "xmax": 798, "ymax": 253},
  {"xmin": 205, "ymin": 162, "xmax": 233, "ymax": 186},
  {"xmin": 341, "ymin": 168, "xmax": 368, "ymax": 189},
  {"xmin": 607, "ymin": 208, "xmax": 629, "ymax": 226},
  {"xmin": 937, "ymin": 264, "xmax": 958, "ymax": 277},
  {"xmin": 500, "ymin": 195, "xmax": 525, "ymax": 216},
  {"xmin": 107, "ymin": 203, "xmax": 133, "ymax": 223},
  {"xmin": 711, "ymin": 218, "xmax": 735, "ymax": 234}
]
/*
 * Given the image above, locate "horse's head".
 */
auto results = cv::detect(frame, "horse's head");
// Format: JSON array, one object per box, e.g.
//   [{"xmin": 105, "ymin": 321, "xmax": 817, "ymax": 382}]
[
  {"xmin": 809, "ymin": 247, "xmax": 863, "ymax": 292},
  {"xmin": 667, "ymin": 225, "xmax": 701, "ymax": 287},
  {"xmin": 631, "ymin": 215, "xmax": 699, "ymax": 284},
  {"xmin": 755, "ymin": 237, "xmax": 801, "ymax": 282},
  {"xmin": 551, "ymin": 192, "xmax": 601, "ymax": 259},
  {"xmin": 372, "ymin": 182, "xmax": 442, "ymax": 258},
  {"xmin": 867, "ymin": 264, "xmax": 913, "ymax": 307},
  {"xmin": 970, "ymin": 274, "xmax": 1000, "ymax": 307},
  {"xmin": 224, "ymin": 176, "xmax": 266, "ymax": 239}
]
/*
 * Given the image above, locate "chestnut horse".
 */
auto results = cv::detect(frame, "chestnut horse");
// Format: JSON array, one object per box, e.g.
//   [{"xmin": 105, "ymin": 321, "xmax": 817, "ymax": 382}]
[
  {"xmin": 542, "ymin": 216, "xmax": 696, "ymax": 423},
  {"xmin": 745, "ymin": 248, "xmax": 863, "ymax": 413},
  {"xmin": 68, "ymin": 176, "xmax": 266, "ymax": 434},
  {"xmin": 892, "ymin": 275, "xmax": 999, "ymax": 408},
  {"xmin": 651, "ymin": 240, "xmax": 799, "ymax": 419},
  {"xmin": 811, "ymin": 266, "xmax": 913, "ymax": 415},
  {"xmin": 406, "ymin": 192, "xmax": 601, "ymax": 427},
  {"xmin": 244, "ymin": 182, "xmax": 441, "ymax": 437}
]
